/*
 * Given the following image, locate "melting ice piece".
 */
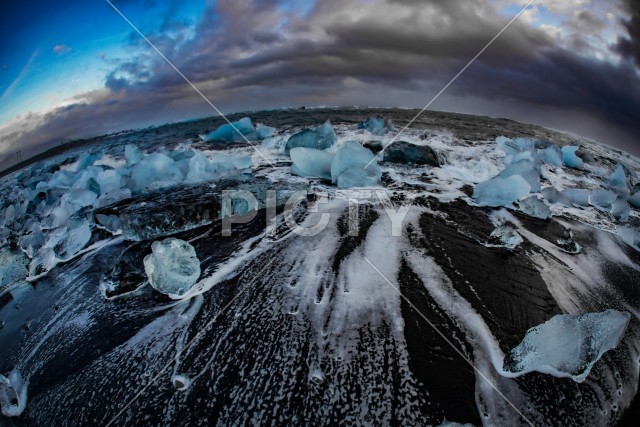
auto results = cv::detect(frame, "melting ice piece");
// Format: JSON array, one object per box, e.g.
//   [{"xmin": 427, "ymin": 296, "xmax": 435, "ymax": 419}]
[
  {"xmin": 608, "ymin": 164, "xmax": 630, "ymax": 196},
  {"xmin": 502, "ymin": 309, "xmax": 631, "ymax": 382},
  {"xmin": 557, "ymin": 228, "xmax": 581, "ymax": 254},
  {"xmin": 498, "ymin": 159, "xmax": 540, "ymax": 192},
  {"xmin": 203, "ymin": 117, "xmax": 257, "ymax": 142},
  {"xmin": 0, "ymin": 370, "xmax": 28, "ymax": 417},
  {"xmin": 125, "ymin": 144, "xmax": 144, "ymax": 166},
  {"xmin": 539, "ymin": 145, "xmax": 563, "ymax": 167},
  {"xmin": 562, "ymin": 146, "xmax": 584, "ymax": 169},
  {"xmin": 496, "ymin": 136, "xmax": 535, "ymax": 156},
  {"xmin": 284, "ymin": 121, "xmax": 337, "ymax": 155},
  {"xmin": 131, "ymin": 153, "xmax": 184, "ymax": 191},
  {"xmin": 383, "ymin": 141, "xmax": 440, "ymax": 166},
  {"xmin": 517, "ymin": 196, "xmax": 551, "ymax": 220},
  {"xmin": 562, "ymin": 188, "xmax": 590, "ymax": 207},
  {"xmin": 629, "ymin": 192, "xmax": 640, "ymax": 209},
  {"xmin": 330, "ymin": 141, "xmax": 381, "ymax": 188},
  {"xmin": 619, "ymin": 227, "xmax": 640, "ymax": 250},
  {"xmin": 290, "ymin": 147, "xmax": 334, "ymax": 180},
  {"xmin": 590, "ymin": 189, "xmax": 617, "ymax": 210},
  {"xmin": 357, "ymin": 116, "xmax": 394, "ymax": 135},
  {"xmin": 488, "ymin": 225, "xmax": 523, "ymax": 249},
  {"xmin": 541, "ymin": 187, "xmax": 572, "ymax": 207},
  {"xmin": 143, "ymin": 238, "xmax": 201, "ymax": 299},
  {"xmin": 611, "ymin": 198, "xmax": 630, "ymax": 222},
  {"xmin": 473, "ymin": 175, "xmax": 531, "ymax": 207}
]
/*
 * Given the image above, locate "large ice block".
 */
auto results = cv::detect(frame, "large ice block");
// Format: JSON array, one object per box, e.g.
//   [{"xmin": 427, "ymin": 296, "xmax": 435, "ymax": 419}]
[
  {"xmin": 330, "ymin": 141, "xmax": 381, "ymax": 188},
  {"xmin": 473, "ymin": 175, "xmax": 531, "ymax": 207},
  {"xmin": 290, "ymin": 148, "xmax": 334, "ymax": 180},
  {"xmin": 284, "ymin": 121, "xmax": 337, "ymax": 155}
]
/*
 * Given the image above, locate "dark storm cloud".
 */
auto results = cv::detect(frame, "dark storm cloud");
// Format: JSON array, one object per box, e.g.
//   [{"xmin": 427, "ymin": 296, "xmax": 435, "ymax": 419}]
[
  {"xmin": 2, "ymin": 0, "xmax": 640, "ymax": 168},
  {"xmin": 615, "ymin": 0, "xmax": 640, "ymax": 67}
]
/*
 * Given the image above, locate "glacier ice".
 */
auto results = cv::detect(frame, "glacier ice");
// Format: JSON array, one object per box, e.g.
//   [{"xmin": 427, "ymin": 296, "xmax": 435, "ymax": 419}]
[
  {"xmin": 562, "ymin": 188, "xmax": 590, "ymax": 207},
  {"xmin": 539, "ymin": 145, "xmax": 563, "ymax": 167},
  {"xmin": 131, "ymin": 153, "xmax": 184, "ymax": 191},
  {"xmin": 608, "ymin": 164, "xmax": 630, "ymax": 196},
  {"xmin": 562, "ymin": 146, "xmax": 584, "ymax": 169},
  {"xmin": 498, "ymin": 159, "xmax": 540, "ymax": 192},
  {"xmin": 331, "ymin": 141, "xmax": 381, "ymax": 188},
  {"xmin": 290, "ymin": 147, "xmax": 334, "ymax": 180},
  {"xmin": 203, "ymin": 117, "xmax": 261, "ymax": 142},
  {"xmin": 502, "ymin": 309, "xmax": 630, "ymax": 382},
  {"xmin": 473, "ymin": 175, "xmax": 531, "ymax": 207},
  {"xmin": 383, "ymin": 141, "xmax": 440, "ymax": 166},
  {"xmin": 496, "ymin": 136, "xmax": 534, "ymax": 157},
  {"xmin": 619, "ymin": 227, "xmax": 639, "ymax": 250},
  {"xmin": 284, "ymin": 121, "xmax": 337, "ymax": 155},
  {"xmin": 143, "ymin": 238, "xmax": 201, "ymax": 299},
  {"xmin": 0, "ymin": 370, "xmax": 28, "ymax": 417},
  {"xmin": 611, "ymin": 198, "xmax": 630, "ymax": 222},
  {"xmin": 590, "ymin": 189, "xmax": 617, "ymax": 210},
  {"xmin": 517, "ymin": 196, "xmax": 551, "ymax": 220},
  {"xmin": 125, "ymin": 144, "xmax": 144, "ymax": 166},
  {"xmin": 358, "ymin": 116, "xmax": 394, "ymax": 135},
  {"xmin": 629, "ymin": 192, "xmax": 640, "ymax": 209},
  {"xmin": 488, "ymin": 225, "xmax": 523, "ymax": 249}
]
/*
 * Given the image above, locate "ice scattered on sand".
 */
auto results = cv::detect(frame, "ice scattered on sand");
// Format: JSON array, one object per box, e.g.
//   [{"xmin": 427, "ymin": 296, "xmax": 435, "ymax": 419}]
[{"xmin": 144, "ymin": 238, "xmax": 201, "ymax": 299}]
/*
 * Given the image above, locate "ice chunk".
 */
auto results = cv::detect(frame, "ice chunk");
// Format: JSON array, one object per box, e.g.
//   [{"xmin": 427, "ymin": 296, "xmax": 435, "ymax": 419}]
[
  {"xmin": 290, "ymin": 148, "xmax": 334, "ymax": 180},
  {"xmin": 473, "ymin": 175, "xmax": 531, "ymax": 207},
  {"xmin": 517, "ymin": 196, "xmax": 551, "ymax": 220},
  {"xmin": 0, "ymin": 370, "xmax": 28, "ymax": 417},
  {"xmin": 541, "ymin": 187, "xmax": 572, "ymax": 206},
  {"xmin": 284, "ymin": 121, "xmax": 337, "ymax": 155},
  {"xmin": 125, "ymin": 144, "xmax": 144, "ymax": 166},
  {"xmin": 498, "ymin": 159, "xmax": 540, "ymax": 192},
  {"xmin": 186, "ymin": 152, "xmax": 210, "ymax": 181},
  {"xmin": 131, "ymin": 153, "xmax": 184, "ymax": 191},
  {"xmin": 487, "ymin": 225, "xmax": 523, "ymax": 249},
  {"xmin": 70, "ymin": 152, "xmax": 103, "ymax": 172},
  {"xmin": 0, "ymin": 249, "xmax": 27, "ymax": 287},
  {"xmin": 562, "ymin": 146, "xmax": 584, "ymax": 169},
  {"xmin": 562, "ymin": 188, "xmax": 590, "ymax": 207},
  {"xmin": 539, "ymin": 145, "xmax": 563, "ymax": 167},
  {"xmin": 357, "ymin": 116, "xmax": 394, "ymax": 135},
  {"xmin": 611, "ymin": 198, "xmax": 630, "ymax": 222},
  {"xmin": 330, "ymin": 141, "xmax": 381, "ymax": 188},
  {"xmin": 619, "ymin": 227, "xmax": 639, "ymax": 250},
  {"xmin": 55, "ymin": 220, "xmax": 92, "ymax": 260},
  {"xmin": 383, "ymin": 141, "xmax": 440, "ymax": 166},
  {"xmin": 590, "ymin": 189, "xmax": 617, "ymax": 209},
  {"xmin": 143, "ymin": 238, "xmax": 201, "ymax": 299},
  {"xmin": 502, "ymin": 310, "xmax": 630, "ymax": 382},
  {"xmin": 496, "ymin": 137, "xmax": 535, "ymax": 157},
  {"xmin": 629, "ymin": 192, "xmax": 640, "ymax": 209},
  {"xmin": 202, "ymin": 117, "xmax": 267, "ymax": 142},
  {"xmin": 95, "ymin": 214, "xmax": 123, "ymax": 234},
  {"xmin": 4, "ymin": 205, "xmax": 16, "ymax": 223},
  {"xmin": 557, "ymin": 228, "xmax": 581, "ymax": 254},
  {"xmin": 608, "ymin": 164, "xmax": 630, "ymax": 196}
]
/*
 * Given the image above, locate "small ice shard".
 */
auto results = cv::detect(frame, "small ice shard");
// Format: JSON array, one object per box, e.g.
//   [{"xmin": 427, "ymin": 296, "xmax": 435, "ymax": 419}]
[
  {"xmin": 290, "ymin": 148, "xmax": 334, "ymax": 180},
  {"xmin": 517, "ymin": 196, "xmax": 551, "ymax": 220},
  {"xmin": 171, "ymin": 374, "xmax": 192, "ymax": 391},
  {"xmin": 143, "ymin": 238, "xmax": 201, "ymax": 299},
  {"xmin": 502, "ymin": 309, "xmax": 631, "ymax": 382},
  {"xmin": 562, "ymin": 146, "xmax": 584, "ymax": 169},
  {"xmin": 608, "ymin": 164, "xmax": 630, "ymax": 196},
  {"xmin": 203, "ymin": 117, "xmax": 258, "ymax": 142},
  {"xmin": 562, "ymin": 188, "xmax": 590, "ymax": 207},
  {"xmin": 0, "ymin": 370, "xmax": 28, "ymax": 417},
  {"xmin": 383, "ymin": 141, "xmax": 440, "ymax": 166},
  {"xmin": 629, "ymin": 192, "xmax": 640, "ymax": 209},
  {"xmin": 330, "ymin": 141, "xmax": 381, "ymax": 188},
  {"xmin": 125, "ymin": 144, "xmax": 145, "ymax": 166},
  {"xmin": 473, "ymin": 175, "xmax": 531, "ymax": 207},
  {"xmin": 539, "ymin": 145, "xmax": 563, "ymax": 167},
  {"xmin": 488, "ymin": 225, "xmax": 523, "ymax": 249},
  {"xmin": 357, "ymin": 116, "xmax": 394, "ymax": 135},
  {"xmin": 498, "ymin": 159, "xmax": 540, "ymax": 192},
  {"xmin": 611, "ymin": 198, "xmax": 630, "ymax": 222},
  {"xmin": 284, "ymin": 120, "xmax": 337, "ymax": 155},
  {"xmin": 590, "ymin": 189, "xmax": 617, "ymax": 210},
  {"xmin": 557, "ymin": 228, "xmax": 581, "ymax": 254}
]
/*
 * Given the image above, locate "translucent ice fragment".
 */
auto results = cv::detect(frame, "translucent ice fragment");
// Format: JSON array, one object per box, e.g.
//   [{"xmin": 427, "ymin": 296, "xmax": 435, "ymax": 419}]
[
  {"xmin": 330, "ymin": 141, "xmax": 381, "ymax": 188},
  {"xmin": 517, "ymin": 196, "xmax": 551, "ymax": 220},
  {"xmin": 125, "ymin": 144, "xmax": 145, "ymax": 166},
  {"xmin": 290, "ymin": 147, "xmax": 334, "ymax": 180},
  {"xmin": 562, "ymin": 146, "xmax": 584, "ymax": 169},
  {"xmin": 0, "ymin": 370, "xmax": 28, "ymax": 417},
  {"xmin": 143, "ymin": 238, "xmax": 201, "ymax": 299},
  {"xmin": 473, "ymin": 175, "xmax": 531, "ymax": 207},
  {"xmin": 284, "ymin": 121, "xmax": 337, "ymax": 155}
]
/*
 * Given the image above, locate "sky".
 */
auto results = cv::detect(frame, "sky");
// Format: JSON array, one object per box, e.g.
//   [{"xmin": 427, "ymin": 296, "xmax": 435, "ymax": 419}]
[{"xmin": 0, "ymin": 0, "xmax": 639, "ymax": 170}]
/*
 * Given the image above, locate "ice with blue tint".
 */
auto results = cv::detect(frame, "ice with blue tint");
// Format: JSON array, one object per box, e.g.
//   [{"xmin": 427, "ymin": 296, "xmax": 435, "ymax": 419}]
[
  {"xmin": 488, "ymin": 225, "xmax": 523, "ymax": 249},
  {"xmin": 70, "ymin": 152, "xmax": 103, "ymax": 172},
  {"xmin": 502, "ymin": 309, "xmax": 630, "ymax": 382},
  {"xmin": 256, "ymin": 123, "xmax": 276, "ymax": 139},
  {"xmin": 143, "ymin": 238, "xmax": 201, "ymax": 299},
  {"xmin": 629, "ymin": 192, "xmax": 640, "ymax": 209},
  {"xmin": 539, "ymin": 145, "xmax": 563, "ymax": 167},
  {"xmin": 358, "ymin": 116, "xmax": 394, "ymax": 135},
  {"xmin": 608, "ymin": 164, "xmax": 630, "ymax": 196},
  {"xmin": 203, "ymin": 117, "xmax": 256, "ymax": 142},
  {"xmin": 284, "ymin": 120, "xmax": 337, "ymax": 155},
  {"xmin": 620, "ymin": 227, "xmax": 640, "ymax": 251},
  {"xmin": 611, "ymin": 198, "xmax": 631, "ymax": 221},
  {"xmin": 0, "ymin": 370, "xmax": 28, "ymax": 417},
  {"xmin": 590, "ymin": 189, "xmax": 617, "ymax": 209},
  {"xmin": 125, "ymin": 144, "xmax": 144, "ymax": 166},
  {"xmin": 498, "ymin": 159, "xmax": 540, "ymax": 192},
  {"xmin": 517, "ymin": 196, "xmax": 551, "ymax": 220},
  {"xmin": 474, "ymin": 173, "xmax": 531, "ymax": 207},
  {"xmin": 496, "ymin": 136, "xmax": 535, "ymax": 157},
  {"xmin": 562, "ymin": 188, "xmax": 590, "ymax": 207},
  {"xmin": 562, "ymin": 146, "xmax": 584, "ymax": 169},
  {"xmin": 131, "ymin": 153, "xmax": 184, "ymax": 191},
  {"xmin": 331, "ymin": 141, "xmax": 381, "ymax": 188},
  {"xmin": 290, "ymin": 147, "xmax": 334, "ymax": 180}
]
